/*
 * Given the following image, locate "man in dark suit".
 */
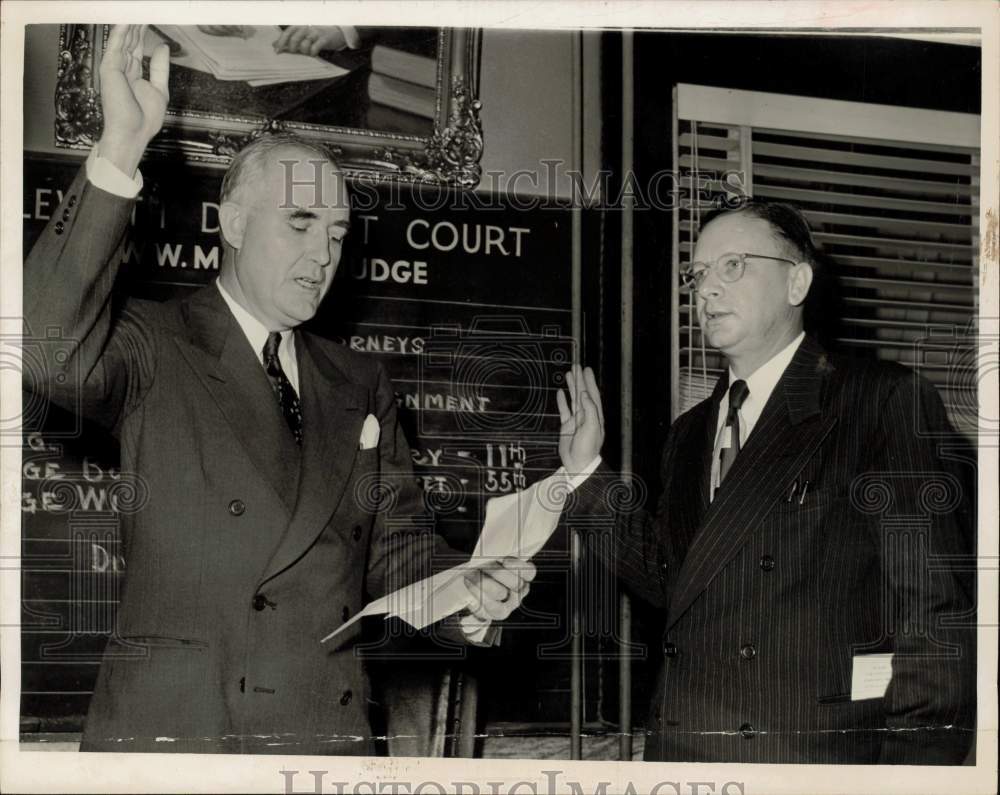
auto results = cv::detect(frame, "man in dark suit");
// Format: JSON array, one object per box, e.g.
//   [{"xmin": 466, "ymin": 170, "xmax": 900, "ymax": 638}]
[
  {"xmin": 557, "ymin": 202, "xmax": 976, "ymax": 764},
  {"xmin": 23, "ymin": 24, "xmax": 531, "ymax": 755}
]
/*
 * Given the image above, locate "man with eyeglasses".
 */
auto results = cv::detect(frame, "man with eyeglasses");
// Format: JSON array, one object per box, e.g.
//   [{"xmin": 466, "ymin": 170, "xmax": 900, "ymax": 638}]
[{"xmin": 556, "ymin": 202, "xmax": 975, "ymax": 764}]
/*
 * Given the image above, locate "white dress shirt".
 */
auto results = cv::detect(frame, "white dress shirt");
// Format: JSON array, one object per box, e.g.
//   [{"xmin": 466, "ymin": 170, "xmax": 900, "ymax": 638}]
[
  {"xmin": 216, "ymin": 280, "xmax": 299, "ymax": 394},
  {"xmin": 710, "ymin": 331, "xmax": 805, "ymax": 499},
  {"xmin": 564, "ymin": 455, "xmax": 603, "ymax": 493},
  {"xmin": 85, "ymin": 145, "xmax": 143, "ymax": 197}
]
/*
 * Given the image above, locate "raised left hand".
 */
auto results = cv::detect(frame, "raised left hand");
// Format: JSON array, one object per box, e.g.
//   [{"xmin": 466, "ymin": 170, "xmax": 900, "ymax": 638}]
[{"xmin": 460, "ymin": 556, "xmax": 536, "ymax": 634}]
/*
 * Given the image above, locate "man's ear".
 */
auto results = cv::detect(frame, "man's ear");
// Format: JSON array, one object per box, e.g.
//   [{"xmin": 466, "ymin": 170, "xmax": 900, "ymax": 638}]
[
  {"xmin": 219, "ymin": 201, "xmax": 246, "ymax": 249},
  {"xmin": 787, "ymin": 261, "xmax": 814, "ymax": 307}
]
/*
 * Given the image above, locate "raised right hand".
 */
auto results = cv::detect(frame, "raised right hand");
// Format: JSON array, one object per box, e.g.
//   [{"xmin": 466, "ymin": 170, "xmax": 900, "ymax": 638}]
[
  {"xmin": 97, "ymin": 25, "xmax": 170, "ymax": 176},
  {"xmin": 556, "ymin": 364, "xmax": 605, "ymax": 475}
]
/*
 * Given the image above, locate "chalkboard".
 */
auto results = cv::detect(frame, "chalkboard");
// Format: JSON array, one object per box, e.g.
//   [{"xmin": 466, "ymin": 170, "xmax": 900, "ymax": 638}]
[{"xmin": 20, "ymin": 155, "xmax": 585, "ymax": 733}]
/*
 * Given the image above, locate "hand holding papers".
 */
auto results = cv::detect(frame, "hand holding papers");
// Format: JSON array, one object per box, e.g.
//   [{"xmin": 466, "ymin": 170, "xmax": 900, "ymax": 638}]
[
  {"xmin": 321, "ymin": 469, "xmax": 572, "ymax": 645},
  {"xmin": 149, "ymin": 25, "xmax": 348, "ymax": 87}
]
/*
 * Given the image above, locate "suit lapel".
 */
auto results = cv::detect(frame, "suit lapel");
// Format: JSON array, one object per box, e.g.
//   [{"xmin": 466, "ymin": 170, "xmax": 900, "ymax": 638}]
[
  {"xmin": 257, "ymin": 332, "xmax": 368, "ymax": 585},
  {"xmin": 666, "ymin": 337, "xmax": 838, "ymax": 629},
  {"xmin": 668, "ymin": 394, "xmax": 720, "ymax": 563},
  {"xmin": 173, "ymin": 286, "xmax": 300, "ymax": 512}
]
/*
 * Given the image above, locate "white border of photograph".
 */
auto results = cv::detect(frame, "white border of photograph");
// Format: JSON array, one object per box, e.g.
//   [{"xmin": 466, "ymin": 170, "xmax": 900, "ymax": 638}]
[{"xmin": 2, "ymin": 2, "xmax": 997, "ymax": 794}]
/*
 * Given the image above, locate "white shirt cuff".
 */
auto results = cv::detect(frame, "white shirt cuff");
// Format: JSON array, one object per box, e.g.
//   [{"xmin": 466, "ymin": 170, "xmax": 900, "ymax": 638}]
[
  {"xmin": 86, "ymin": 145, "xmax": 143, "ymax": 198},
  {"xmin": 562, "ymin": 455, "xmax": 602, "ymax": 493},
  {"xmin": 465, "ymin": 622, "xmax": 502, "ymax": 647},
  {"xmin": 339, "ymin": 25, "xmax": 361, "ymax": 50}
]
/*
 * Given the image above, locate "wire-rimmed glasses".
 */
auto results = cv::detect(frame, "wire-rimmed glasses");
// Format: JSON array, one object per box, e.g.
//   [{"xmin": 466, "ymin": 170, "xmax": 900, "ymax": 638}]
[{"xmin": 680, "ymin": 252, "xmax": 797, "ymax": 291}]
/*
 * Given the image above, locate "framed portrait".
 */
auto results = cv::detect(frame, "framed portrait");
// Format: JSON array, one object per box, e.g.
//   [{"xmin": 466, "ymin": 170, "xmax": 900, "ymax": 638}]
[{"xmin": 54, "ymin": 24, "xmax": 484, "ymax": 187}]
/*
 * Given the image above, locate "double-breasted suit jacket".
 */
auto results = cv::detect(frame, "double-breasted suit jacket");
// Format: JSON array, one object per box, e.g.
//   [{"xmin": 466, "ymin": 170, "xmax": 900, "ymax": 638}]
[
  {"xmin": 23, "ymin": 167, "xmax": 448, "ymax": 754},
  {"xmin": 570, "ymin": 336, "xmax": 975, "ymax": 764}
]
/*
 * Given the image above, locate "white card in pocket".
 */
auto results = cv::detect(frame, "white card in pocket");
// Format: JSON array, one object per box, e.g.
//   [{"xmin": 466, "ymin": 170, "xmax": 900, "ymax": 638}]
[
  {"xmin": 359, "ymin": 414, "xmax": 380, "ymax": 450},
  {"xmin": 851, "ymin": 653, "xmax": 893, "ymax": 701}
]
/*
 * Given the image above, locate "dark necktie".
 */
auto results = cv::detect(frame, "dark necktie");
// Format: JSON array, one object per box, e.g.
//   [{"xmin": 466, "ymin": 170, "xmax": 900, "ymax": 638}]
[
  {"xmin": 718, "ymin": 379, "xmax": 749, "ymax": 485},
  {"xmin": 263, "ymin": 332, "xmax": 303, "ymax": 446}
]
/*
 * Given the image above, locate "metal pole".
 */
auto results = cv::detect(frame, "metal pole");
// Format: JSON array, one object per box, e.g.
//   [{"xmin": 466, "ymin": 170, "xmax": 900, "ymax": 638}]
[
  {"xmin": 457, "ymin": 673, "xmax": 479, "ymax": 758},
  {"xmin": 437, "ymin": 669, "xmax": 455, "ymax": 757},
  {"xmin": 670, "ymin": 85, "xmax": 681, "ymax": 420},
  {"xmin": 618, "ymin": 28, "xmax": 635, "ymax": 762},
  {"xmin": 569, "ymin": 28, "xmax": 585, "ymax": 762},
  {"xmin": 618, "ymin": 592, "xmax": 633, "ymax": 759},
  {"xmin": 570, "ymin": 530, "xmax": 584, "ymax": 760}
]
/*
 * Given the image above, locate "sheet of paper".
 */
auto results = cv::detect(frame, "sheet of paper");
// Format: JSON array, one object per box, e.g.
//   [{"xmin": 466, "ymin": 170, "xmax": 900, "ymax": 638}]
[
  {"xmin": 851, "ymin": 653, "xmax": 894, "ymax": 700},
  {"xmin": 146, "ymin": 27, "xmax": 213, "ymax": 75},
  {"xmin": 157, "ymin": 25, "xmax": 347, "ymax": 83},
  {"xmin": 321, "ymin": 470, "xmax": 570, "ymax": 645}
]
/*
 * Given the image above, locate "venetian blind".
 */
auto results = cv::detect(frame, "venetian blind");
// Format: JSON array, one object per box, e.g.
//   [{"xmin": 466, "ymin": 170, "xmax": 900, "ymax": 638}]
[{"xmin": 671, "ymin": 85, "xmax": 980, "ymax": 442}]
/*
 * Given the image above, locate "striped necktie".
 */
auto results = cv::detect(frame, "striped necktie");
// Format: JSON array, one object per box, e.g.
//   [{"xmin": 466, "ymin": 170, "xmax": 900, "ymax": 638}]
[
  {"xmin": 262, "ymin": 332, "xmax": 303, "ymax": 446},
  {"xmin": 718, "ymin": 379, "xmax": 749, "ymax": 485}
]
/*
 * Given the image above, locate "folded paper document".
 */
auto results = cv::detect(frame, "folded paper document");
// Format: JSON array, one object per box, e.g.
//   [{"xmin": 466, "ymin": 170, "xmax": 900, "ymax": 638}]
[{"xmin": 321, "ymin": 470, "xmax": 571, "ymax": 645}]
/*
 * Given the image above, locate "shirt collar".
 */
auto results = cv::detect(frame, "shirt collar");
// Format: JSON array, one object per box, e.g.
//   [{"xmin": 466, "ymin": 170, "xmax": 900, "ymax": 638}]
[
  {"xmin": 728, "ymin": 331, "xmax": 805, "ymax": 408},
  {"xmin": 215, "ymin": 279, "xmax": 292, "ymax": 363}
]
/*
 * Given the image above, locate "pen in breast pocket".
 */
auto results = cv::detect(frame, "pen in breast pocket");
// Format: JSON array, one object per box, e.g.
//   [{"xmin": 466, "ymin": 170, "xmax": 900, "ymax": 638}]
[
  {"xmin": 786, "ymin": 479, "xmax": 799, "ymax": 503},
  {"xmin": 798, "ymin": 480, "xmax": 810, "ymax": 504}
]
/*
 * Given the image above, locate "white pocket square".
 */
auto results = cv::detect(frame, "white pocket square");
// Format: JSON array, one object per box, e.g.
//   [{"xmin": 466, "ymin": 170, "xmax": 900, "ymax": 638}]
[{"xmin": 359, "ymin": 414, "xmax": 381, "ymax": 450}]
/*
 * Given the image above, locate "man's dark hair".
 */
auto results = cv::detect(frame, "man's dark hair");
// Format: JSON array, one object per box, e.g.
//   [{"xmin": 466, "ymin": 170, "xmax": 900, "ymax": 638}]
[{"xmin": 698, "ymin": 199, "xmax": 821, "ymax": 273}]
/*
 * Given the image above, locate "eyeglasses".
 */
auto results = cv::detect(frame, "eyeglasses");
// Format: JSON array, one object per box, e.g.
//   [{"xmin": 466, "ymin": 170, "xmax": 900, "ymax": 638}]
[{"xmin": 680, "ymin": 252, "xmax": 797, "ymax": 290}]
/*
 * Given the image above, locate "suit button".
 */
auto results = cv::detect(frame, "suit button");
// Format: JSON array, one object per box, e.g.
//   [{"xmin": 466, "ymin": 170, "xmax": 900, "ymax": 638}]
[
  {"xmin": 342, "ymin": 606, "xmax": 350, "ymax": 622},
  {"xmin": 663, "ymin": 641, "xmax": 678, "ymax": 657},
  {"xmin": 68, "ymin": 195, "xmax": 77, "ymax": 207},
  {"xmin": 352, "ymin": 525, "xmax": 363, "ymax": 540},
  {"xmin": 759, "ymin": 555, "xmax": 775, "ymax": 571},
  {"xmin": 252, "ymin": 594, "xmax": 268, "ymax": 611},
  {"xmin": 54, "ymin": 221, "xmax": 64, "ymax": 235},
  {"xmin": 740, "ymin": 644, "xmax": 756, "ymax": 660},
  {"xmin": 739, "ymin": 722, "xmax": 755, "ymax": 739},
  {"xmin": 228, "ymin": 499, "xmax": 246, "ymax": 516},
  {"xmin": 340, "ymin": 689, "xmax": 352, "ymax": 706}
]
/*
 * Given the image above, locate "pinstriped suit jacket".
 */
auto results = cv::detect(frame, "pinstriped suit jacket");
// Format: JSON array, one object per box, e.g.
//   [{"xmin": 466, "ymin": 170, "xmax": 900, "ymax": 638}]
[{"xmin": 570, "ymin": 336, "xmax": 976, "ymax": 763}]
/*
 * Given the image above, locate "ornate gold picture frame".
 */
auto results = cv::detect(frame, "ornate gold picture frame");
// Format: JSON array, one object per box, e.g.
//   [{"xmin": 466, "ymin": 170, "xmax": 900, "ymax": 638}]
[{"xmin": 55, "ymin": 25, "xmax": 484, "ymax": 188}]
